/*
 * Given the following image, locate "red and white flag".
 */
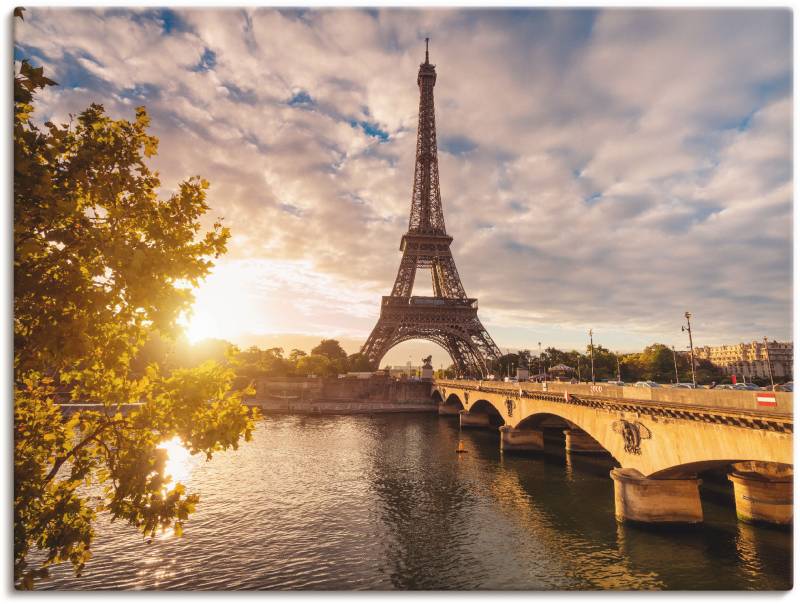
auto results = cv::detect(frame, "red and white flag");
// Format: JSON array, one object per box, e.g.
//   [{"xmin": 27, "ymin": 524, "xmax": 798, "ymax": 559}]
[{"xmin": 756, "ymin": 392, "xmax": 777, "ymax": 407}]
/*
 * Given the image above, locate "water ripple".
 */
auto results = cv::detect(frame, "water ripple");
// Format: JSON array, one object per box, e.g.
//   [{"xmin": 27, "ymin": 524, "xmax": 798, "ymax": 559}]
[{"xmin": 32, "ymin": 414, "xmax": 792, "ymax": 590}]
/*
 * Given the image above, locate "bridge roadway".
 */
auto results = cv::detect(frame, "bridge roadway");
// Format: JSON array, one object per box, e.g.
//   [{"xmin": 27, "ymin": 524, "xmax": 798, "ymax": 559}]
[{"xmin": 432, "ymin": 379, "xmax": 793, "ymax": 526}]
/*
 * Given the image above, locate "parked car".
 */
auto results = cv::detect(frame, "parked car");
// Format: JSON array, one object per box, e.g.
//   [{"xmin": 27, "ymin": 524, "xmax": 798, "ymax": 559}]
[
  {"xmin": 716, "ymin": 384, "xmax": 735, "ymax": 390},
  {"xmin": 671, "ymin": 383, "xmax": 696, "ymax": 389},
  {"xmin": 606, "ymin": 380, "xmax": 626, "ymax": 386},
  {"xmin": 776, "ymin": 382, "xmax": 793, "ymax": 392},
  {"xmin": 732, "ymin": 383, "xmax": 761, "ymax": 391},
  {"xmin": 633, "ymin": 381, "xmax": 660, "ymax": 388}
]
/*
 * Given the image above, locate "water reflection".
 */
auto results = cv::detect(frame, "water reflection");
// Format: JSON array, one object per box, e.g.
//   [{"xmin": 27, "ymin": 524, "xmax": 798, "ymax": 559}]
[
  {"xmin": 157, "ymin": 436, "xmax": 196, "ymax": 491},
  {"xmin": 31, "ymin": 414, "xmax": 792, "ymax": 591}
]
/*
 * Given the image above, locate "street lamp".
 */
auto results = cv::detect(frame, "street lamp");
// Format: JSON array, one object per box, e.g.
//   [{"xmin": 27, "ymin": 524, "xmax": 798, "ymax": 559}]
[
  {"xmin": 681, "ymin": 311, "xmax": 697, "ymax": 387},
  {"xmin": 671, "ymin": 345, "xmax": 679, "ymax": 384},
  {"xmin": 763, "ymin": 336, "xmax": 775, "ymax": 390},
  {"xmin": 589, "ymin": 329, "xmax": 596, "ymax": 385},
  {"xmin": 538, "ymin": 341, "xmax": 542, "ymax": 378}
]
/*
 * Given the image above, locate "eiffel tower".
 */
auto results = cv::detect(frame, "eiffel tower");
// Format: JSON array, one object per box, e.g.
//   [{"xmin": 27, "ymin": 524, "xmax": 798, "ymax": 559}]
[{"xmin": 361, "ymin": 40, "xmax": 501, "ymax": 377}]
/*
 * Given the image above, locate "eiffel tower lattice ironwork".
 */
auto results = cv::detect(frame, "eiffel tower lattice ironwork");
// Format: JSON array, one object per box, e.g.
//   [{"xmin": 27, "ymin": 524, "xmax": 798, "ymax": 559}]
[{"xmin": 361, "ymin": 40, "xmax": 501, "ymax": 377}]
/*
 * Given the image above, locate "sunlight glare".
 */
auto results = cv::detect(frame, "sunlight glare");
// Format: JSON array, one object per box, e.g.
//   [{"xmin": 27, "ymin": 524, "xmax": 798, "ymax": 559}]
[{"xmin": 158, "ymin": 435, "xmax": 194, "ymax": 490}]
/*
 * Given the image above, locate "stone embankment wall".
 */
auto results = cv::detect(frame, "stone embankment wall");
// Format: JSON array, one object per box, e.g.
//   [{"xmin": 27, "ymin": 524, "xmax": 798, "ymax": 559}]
[{"xmin": 249, "ymin": 375, "xmax": 435, "ymax": 414}]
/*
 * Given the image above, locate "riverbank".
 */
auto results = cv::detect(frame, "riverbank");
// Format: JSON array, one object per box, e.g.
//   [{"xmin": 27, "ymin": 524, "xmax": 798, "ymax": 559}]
[{"xmin": 246, "ymin": 375, "xmax": 436, "ymax": 415}]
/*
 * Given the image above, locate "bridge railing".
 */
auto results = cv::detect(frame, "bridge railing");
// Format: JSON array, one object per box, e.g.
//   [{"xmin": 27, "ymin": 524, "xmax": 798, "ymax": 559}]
[{"xmin": 434, "ymin": 380, "xmax": 793, "ymax": 416}]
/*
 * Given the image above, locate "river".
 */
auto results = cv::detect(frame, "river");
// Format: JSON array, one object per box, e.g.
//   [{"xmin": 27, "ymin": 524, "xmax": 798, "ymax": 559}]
[{"xmin": 36, "ymin": 413, "xmax": 792, "ymax": 590}]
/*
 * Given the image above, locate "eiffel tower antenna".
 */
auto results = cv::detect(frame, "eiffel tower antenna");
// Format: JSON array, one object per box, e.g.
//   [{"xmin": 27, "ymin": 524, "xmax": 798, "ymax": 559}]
[{"xmin": 360, "ymin": 40, "xmax": 501, "ymax": 377}]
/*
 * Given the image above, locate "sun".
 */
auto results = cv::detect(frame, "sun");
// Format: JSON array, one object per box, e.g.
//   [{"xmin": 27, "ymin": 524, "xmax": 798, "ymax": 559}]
[
  {"xmin": 177, "ymin": 260, "xmax": 265, "ymax": 344},
  {"xmin": 180, "ymin": 307, "xmax": 222, "ymax": 344}
]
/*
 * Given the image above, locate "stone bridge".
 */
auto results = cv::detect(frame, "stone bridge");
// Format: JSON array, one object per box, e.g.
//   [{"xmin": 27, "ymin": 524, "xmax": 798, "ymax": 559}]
[{"xmin": 432, "ymin": 379, "xmax": 793, "ymax": 526}]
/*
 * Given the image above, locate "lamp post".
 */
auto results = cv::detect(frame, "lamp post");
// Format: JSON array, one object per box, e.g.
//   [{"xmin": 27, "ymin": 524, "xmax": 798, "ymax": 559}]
[
  {"xmin": 671, "ymin": 345, "xmax": 679, "ymax": 384},
  {"xmin": 763, "ymin": 336, "xmax": 775, "ymax": 390},
  {"xmin": 682, "ymin": 312, "xmax": 697, "ymax": 387},
  {"xmin": 589, "ymin": 329, "xmax": 595, "ymax": 384},
  {"xmin": 538, "ymin": 341, "xmax": 542, "ymax": 378}
]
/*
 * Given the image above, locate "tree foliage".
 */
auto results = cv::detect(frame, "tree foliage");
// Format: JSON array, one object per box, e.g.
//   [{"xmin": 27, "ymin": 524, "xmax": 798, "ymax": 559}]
[
  {"xmin": 520, "ymin": 342, "xmax": 725, "ymax": 384},
  {"xmin": 310, "ymin": 339, "xmax": 347, "ymax": 361},
  {"xmin": 14, "ymin": 55, "xmax": 256, "ymax": 589}
]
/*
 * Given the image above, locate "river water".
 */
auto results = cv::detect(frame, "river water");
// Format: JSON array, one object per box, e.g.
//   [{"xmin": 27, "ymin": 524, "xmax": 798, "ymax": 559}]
[{"xmin": 37, "ymin": 413, "xmax": 792, "ymax": 590}]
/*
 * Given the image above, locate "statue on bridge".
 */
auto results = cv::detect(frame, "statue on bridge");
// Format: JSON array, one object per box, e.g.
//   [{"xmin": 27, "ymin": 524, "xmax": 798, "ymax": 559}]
[{"xmin": 613, "ymin": 420, "xmax": 652, "ymax": 455}]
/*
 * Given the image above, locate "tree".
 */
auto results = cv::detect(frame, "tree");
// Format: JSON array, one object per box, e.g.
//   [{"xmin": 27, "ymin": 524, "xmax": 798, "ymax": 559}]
[
  {"xmin": 14, "ymin": 55, "xmax": 256, "ymax": 588},
  {"xmin": 496, "ymin": 352, "xmax": 520, "ymax": 377},
  {"xmin": 637, "ymin": 344, "xmax": 677, "ymax": 383},
  {"xmin": 346, "ymin": 352, "xmax": 373, "ymax": 373},
  {"xmin": 288, "ymin": 348, "xmax": 307, "ymax": 366},
  {"xmin": 695, "ymin": 358, "xmax": 725, "ymax": 385},
  {"xmin": 311, "ymin": 339, "xmax": 347, "ymax": 361},
  {"xmin": 296, "ymin": 354, "xmax": 332, "ymax": 377},
  {"xmin": 585, "ymin": 345, "xmax": 617, "ymax": 381}
]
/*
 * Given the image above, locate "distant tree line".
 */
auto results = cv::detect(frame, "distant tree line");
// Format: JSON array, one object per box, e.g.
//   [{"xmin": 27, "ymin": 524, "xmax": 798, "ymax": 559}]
[
  {"xmin": 438, "ymin": 343, "xmax": 734, "ymax": 385},
  {"xmin": 132, "ymin": 335, "xmax": 374, "ymax": 384},
  {"xmin": 135, "ymin": 336, "xmax": 765, "ymax": 387}
]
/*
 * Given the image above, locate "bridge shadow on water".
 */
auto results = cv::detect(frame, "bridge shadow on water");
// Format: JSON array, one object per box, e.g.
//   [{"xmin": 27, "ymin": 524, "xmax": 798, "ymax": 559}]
[{"xmin": 430, "ymin": 417, "xmax": 792, "ymax": 590}]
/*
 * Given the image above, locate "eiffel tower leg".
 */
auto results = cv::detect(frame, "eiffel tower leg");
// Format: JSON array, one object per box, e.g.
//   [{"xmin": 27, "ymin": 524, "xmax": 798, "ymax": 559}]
[
  {"xmin": 464, "ymin": 317, "xmax": 501, "ymax": 373},
  {"xmin": 437, "ymin": 330, "xmax": 489, "ymax": 378},
  {"xmin": 441, "ymin": 334, "xmax": 470, "ymax": 376},
  {"xmin": 361, "ymin": 318, "xmax": 400, "ymax": 370}
]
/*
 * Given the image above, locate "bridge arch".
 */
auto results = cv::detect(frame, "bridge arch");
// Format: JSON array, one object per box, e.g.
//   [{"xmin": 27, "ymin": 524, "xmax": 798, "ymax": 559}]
[
  {"xmin": 467, "ymin": 398, "xmax": 506, "ymax": 427},
  {"xmin": 515, "ymin": 411, "xmax": 614, "ymax": 458},
  {"xmin": 649, "ymin": 459, "xmax": 793, "ymax": 480},
  {"xmin": 516, "ymin": 412, "xmax": 577, "ymax": 431},
  {"xmin": 443, "ymin": 392, "xmax": 464, "ymax": 410}
]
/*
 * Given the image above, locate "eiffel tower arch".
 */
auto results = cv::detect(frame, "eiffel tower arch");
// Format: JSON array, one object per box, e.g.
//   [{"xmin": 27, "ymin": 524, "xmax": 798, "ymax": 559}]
[{"xmin": 361, "ymin": 40, "xmax": 501, "ymax": 377}]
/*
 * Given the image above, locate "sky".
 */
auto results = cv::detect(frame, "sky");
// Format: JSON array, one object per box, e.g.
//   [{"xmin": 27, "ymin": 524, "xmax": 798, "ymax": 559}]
[{"xmin": 14, "ymin": 7, "xmax": 793, "ymax": 368}]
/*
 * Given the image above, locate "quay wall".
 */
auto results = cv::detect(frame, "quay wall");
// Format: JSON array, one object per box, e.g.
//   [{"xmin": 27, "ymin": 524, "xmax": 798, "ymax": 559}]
[{"xmin": 250, "ymin": 376, "xmax": 435, "ymax": 414}]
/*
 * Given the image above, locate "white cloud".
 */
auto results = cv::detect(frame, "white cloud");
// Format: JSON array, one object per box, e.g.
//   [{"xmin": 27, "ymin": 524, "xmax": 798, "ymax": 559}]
[{"xmin": 15, "ymin": 8, "xmax": 793, "ymax": 367}]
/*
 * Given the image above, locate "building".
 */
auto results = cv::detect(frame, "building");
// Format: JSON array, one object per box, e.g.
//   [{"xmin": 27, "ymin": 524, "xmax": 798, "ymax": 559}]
[
  {"xmin": 694, "ymin": 340, "xmax": 793, "ymax": 380},
  {"xmin": 385, "ymin": 364, "xmax": 423, "ymax": 379}
]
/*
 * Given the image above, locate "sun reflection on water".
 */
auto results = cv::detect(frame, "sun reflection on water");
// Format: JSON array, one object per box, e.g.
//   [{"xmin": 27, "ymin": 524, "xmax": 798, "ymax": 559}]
[
  {"xmin": 158, "ymin": 436, "xmax": 195, "ymax": 491},
  {"xmin": 153, "ymin": 436, "xmax": 198, "ymax": 541}
]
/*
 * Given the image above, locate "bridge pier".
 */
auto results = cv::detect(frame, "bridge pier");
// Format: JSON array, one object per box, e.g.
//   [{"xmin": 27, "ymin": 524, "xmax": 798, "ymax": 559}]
[
  {"xmin": 563, "ymin": 429, "xmax": 605, "ymax": 454},
  {"xmin": 459, "ymin": 411, "xmax": 491, "ymax": 429},
  {"xmin": 611, "ymin": 468, "xmax": 703, "ymax": 524},
  {"xmin": 727, "ymin": 462, "xmax": 793, "ymax": 526},
  {"xmin": 499, "ymin": 426, "xmax": 544, "ymax": 453},
  {"xmin": 438, "ymin": 403, "xmax": 461, "ymax": 416}
]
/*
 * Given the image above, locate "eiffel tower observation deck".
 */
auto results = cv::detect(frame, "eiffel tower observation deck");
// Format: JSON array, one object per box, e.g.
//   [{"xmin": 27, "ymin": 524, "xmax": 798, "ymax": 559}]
[{"xmin": 361, "ymin": 40, "xmax": 501, "ymax": 377}]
